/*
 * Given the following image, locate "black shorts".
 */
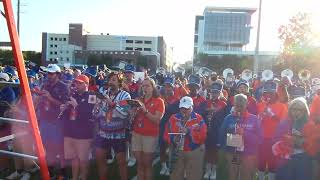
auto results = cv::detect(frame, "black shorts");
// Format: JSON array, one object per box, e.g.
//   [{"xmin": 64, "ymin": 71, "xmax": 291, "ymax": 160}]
[{"xmin": 94, "ymin": 136, "xmax": 126, "ymax": 153}]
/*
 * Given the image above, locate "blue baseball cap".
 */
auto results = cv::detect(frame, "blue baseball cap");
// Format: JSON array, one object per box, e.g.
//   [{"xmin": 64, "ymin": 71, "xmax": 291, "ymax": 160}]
[
  {"xmin": 236, "ymin": 79, "xmax": 249, "ymax": 89},
  {"xmin": 84, "ymin": 66, "xmax": 98, "ymax": 77},
  {"xmin": 187, "ymin": 74, "xmax": 201, "ymax": 88},
  {"xmin": 210, "ymin": 82, "xmax": 223, "ymax": 93},
  {"xmin": 164, "ymin": 75, "xmax": 174, "ymax": 86},
  {"xmin": 27, "ymin": 70, "xmax": 37, "ymax": 78},
  {"xmin": 124, "ymin": 64, "xmax": 135, "ymax": 73},
  {"xmin": 4, "ymin": 66, "xmax": 16, "ymax": 77}
]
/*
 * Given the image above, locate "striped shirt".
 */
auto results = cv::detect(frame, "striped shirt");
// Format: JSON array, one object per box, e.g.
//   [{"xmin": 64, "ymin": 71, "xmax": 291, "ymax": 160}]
[{"xmin": 99, "ymin": 87, "xmax": 131, "ymax": 102}]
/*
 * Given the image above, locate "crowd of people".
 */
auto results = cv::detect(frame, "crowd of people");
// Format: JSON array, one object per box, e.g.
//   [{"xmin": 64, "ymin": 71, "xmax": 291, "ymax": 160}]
[{"xmin": 0, "ymin": 63, "xmax": 320, "ymax": 180}]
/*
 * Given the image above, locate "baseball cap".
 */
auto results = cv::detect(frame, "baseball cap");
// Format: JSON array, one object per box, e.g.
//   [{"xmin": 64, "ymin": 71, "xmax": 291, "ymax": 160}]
[
  {"xmin": 0, "ymin": 73, "xmax": 10, "ymax": 81},
  {"xmin": 74, "ymin": 74, "xmax": 89, "ymax": 84},
  {"xmin": 187, "ymin": 74, "xmax": 201, "ymax": 88},
  {"xmin": 164, "ymin": 76, "xmax": 174, "ymax": 86},
  {"xmin": 236, "ymin": 79, "xmax": 249, "ymax": 89},
  {"xmin": 27, "ymin": 70, "xmax": 37, "ymax": 78},
  {"xmin": 210, "ymin": 82, "xmax": 223, "ymax": 93},
  {"xmin": 46, "ymin": 64, "xmax": 61, "ymax": 73},
  {"xmin": 179, "ymin": 96, "xmax": 193, "ymax": 109},
  {"xmin": 124, "ymin": 64, "xmax": 135, "ymax": 73}
]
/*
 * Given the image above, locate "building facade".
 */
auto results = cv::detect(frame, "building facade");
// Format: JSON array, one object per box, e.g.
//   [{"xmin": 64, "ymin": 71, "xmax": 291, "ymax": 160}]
[
  {"xmin": 42, "ymin": 23, "xmax": 172, "ymax": 71},
  {"xmin": 194, "ymin": 7, "xmax": 256, "ymax": 56}
]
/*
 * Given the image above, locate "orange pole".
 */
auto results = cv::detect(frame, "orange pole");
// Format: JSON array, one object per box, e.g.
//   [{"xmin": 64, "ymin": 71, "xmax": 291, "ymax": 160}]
[{"xmin": 2, "ymin": 0, "xmax": 50, "ymax": 179}]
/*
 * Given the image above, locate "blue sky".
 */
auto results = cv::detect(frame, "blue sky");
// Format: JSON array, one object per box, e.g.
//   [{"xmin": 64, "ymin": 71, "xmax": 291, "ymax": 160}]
[{"xmin": 0, "ymin": 0, "xmax": 319, "ymax": 63}]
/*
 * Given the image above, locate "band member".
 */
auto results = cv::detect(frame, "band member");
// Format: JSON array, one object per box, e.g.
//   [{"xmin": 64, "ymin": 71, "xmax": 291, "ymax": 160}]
[
  {"xmin": 94, "ymin": 72, "xmax": 131, "ymax": 180},
  {"xmin": 203, "ymin": 82, "xmax": 228, "ymax": 179},
  {"xmin": 164, "ymin": 96, "xmax": 207, "ymax": 180},
  {"xmin": 123, "ymin": 64, "xmax": 140, "ymax": 99},
  {"xmin": 219, "ymin": 94, "xmax": 261, "ymax": 180},
  {"xmin": 277, "ymin": 76, "xmax": 291, "ymax": 103},
  {"xmin": 187, "ymin": 74, "xmax": 207, "ymax": 116},
  {"xmin": 257, "ymin": 81, "xmax": 288, "ymax": 180},
  {"xmin": 132, "ymin": 77, "xmax": 165, "ymax": 180},
  {"xmin": 37, "ymin": 64, "xmax": 69, "ymax": 178},
  {"xmin": 273, "ymin": 97, "xmax": 312, "ymax": 180},
  {"xmin": 61, "ymin": 75, "xmax": 96, "ymax": 180},
  {"xmin": 159, "ymin": 76, "xmax": 180, "ymax": 175},
  {"xmin": 228, "ymin": 80, "xmax": 257, "ymax": 115}
]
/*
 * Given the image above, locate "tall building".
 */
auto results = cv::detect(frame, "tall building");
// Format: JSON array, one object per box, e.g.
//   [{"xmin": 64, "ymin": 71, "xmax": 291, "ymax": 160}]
[
  {"xmin": 194, "ymin": 7, "xmax": 256, "ymax": 56},
  {"xmin": 42, "ymin": 23, "xmax": 172, "ymax": 71}
]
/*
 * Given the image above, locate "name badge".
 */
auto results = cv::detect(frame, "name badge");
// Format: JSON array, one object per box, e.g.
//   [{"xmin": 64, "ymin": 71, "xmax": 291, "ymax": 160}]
[{"xmin": 226, "ymin": 133, "xmax": 244, "ymax": 151}]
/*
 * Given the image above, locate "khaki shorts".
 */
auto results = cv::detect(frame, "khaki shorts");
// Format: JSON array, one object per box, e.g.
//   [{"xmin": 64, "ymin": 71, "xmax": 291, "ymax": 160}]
[
  {"xmin": 64, "ymin": 137, "xmax": 92, "ymax": 162},
  {"xmin": 131, "ymin": 132, "xmax": 158, "ymax": 153}
]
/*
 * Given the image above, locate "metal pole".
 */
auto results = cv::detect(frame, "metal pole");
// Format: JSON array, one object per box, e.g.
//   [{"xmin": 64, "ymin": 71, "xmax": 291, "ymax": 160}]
[
  {"xmin": 254, "ymin": 0, "xmax": 262, "ymax": 74},
  {"xmin": 2, "ymin": 0, "xmax": 50, "ymax": 179}
]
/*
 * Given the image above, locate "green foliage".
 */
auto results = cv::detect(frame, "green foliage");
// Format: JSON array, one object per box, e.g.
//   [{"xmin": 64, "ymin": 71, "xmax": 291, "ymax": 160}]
[{"xmin": 0, "ymin": 49, "xmax": 41, "ymax": 66}]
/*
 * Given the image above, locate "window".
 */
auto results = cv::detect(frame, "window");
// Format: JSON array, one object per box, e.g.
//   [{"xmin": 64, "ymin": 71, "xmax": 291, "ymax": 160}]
[
  {"xmin": 49, "ymin": 58, "xmax": 52, "ymax": 61},
  {"xmin": 50, "ymin": 51, "xmax": 53, "ymax": 55},
  {"xmin": 60, "ymin": 57, "xmax": 63, "ymax": 61},
  {"xmin": 66, "ymin": 50, "xmax": 69, "ymax": 54},
  {"xmin": 144, "ymin": 48, "xmax": 151, "ymax": 51},
  {"xmin": 135, "ymin": 47, "xmax": 142, "ymax": 51},
  {"xmin": 50, "ymin": 37, "xmax": 53, "ymax": 41},
  {"xmin": 63, "ymin": 38, "xmax": 67, "ymax": 41},
  {"xmin": 50, "ymin": 44, "xmax": 53, "ymax": 47},
  {"xmin": 125, "ymin": 47, "xmax": 133, "ymax": 50},
  {"xmin": 54, "ymin": 51, "xmax": 57, "ymax": 55},
  {"xmin": 55, "ymin": 45, "xmax": 58, "ymax": 47},
  {"xmin": 126, "ymin": 40, "xmax": 133, "ymax": 43},
  {"xmin": 59, "ymin": 38, "xmax": 62, "ymax": 41},
  {"xmin": 135, "ymin": 40, "xmax": 143, "ymax": 44},
  {"xmin": 60, "ymin": 51, "xmax": 63, "ymax": 54},
  {"xmin": 144, "ymin": 41, "xmax": 152, "ymax": 44},
  {"xmin": 55, "ymin": 38, "xmax": 58, "ymax": 41},
  {"xmin": 67, "ymin": 58, "xmax": 70, "ymax": 61}
]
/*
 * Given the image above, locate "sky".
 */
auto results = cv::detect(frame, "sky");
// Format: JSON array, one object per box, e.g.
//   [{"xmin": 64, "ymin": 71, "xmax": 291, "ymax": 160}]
[{"xmin": 1, "ymin": 0, "xmax": 320, "ymax": 63}]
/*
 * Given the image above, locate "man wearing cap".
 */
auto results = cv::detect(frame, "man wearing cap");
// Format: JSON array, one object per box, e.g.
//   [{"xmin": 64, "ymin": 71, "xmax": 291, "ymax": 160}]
[
  {"xmin": 60, "ymin": 74, "xmax": 96, "ymax": 180},
  {"xmin": 164, "ymin": 96, "xmax": 207, "ymax": 180},
  {"xmin": 257, "ymin": 81, "xmax": 288, "ymax": 180},
  {"xmin": 227, "ymin": 80, "xmax": 257, "ymax": 115},
  {"xmin": 187, "ymin": 74, "xmax": 207, "ymax": 116},
  {"xmin": 123, "ymin": 64, "xmax": 140, "ymax": 99},
  {"xmin": 203, "ymin": 82, "xmax": 228, "ymax": 179},
  {"xmin": 37, "ymin": 64, "xmax": 69, "ymax": 178},
  {"xmin": 159, "ymin": 75, "xmax": 181, "ymax": 175},
  {"xmin": 0, "ymin": 72, "xmax": 16, "ymax": 104}
]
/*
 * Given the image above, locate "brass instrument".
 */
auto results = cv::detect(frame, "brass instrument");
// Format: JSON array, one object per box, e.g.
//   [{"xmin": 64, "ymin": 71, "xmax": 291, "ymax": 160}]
[
  {"xmin": 172, "ymin": 64, "xmax": 185, "ymax": 79},
  {"xmin": 223, "ymin": 68, "xmax": 235, "ymax": 87},
  {"xmin": 261, "ymin": 69, "xmax": 274, "ymax": 81},
  {"xmin": 298, "ymin": 69, "xmax": 311, "ymax": 81},
  {"xmin": 198, "ymin": 67, "xmax": 214, "ymax": 78},
  {"xmin": 281, "ymin": 69, "xmax": 294, "ymax": 80}
]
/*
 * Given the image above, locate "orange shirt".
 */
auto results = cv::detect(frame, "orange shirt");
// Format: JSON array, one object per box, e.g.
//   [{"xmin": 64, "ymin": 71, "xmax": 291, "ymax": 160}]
[
  {"xmin": 310, "ymin": 94, "xmax": 320, "ymax": 122},
  {"xmin": 303, "ymin": 120, "xmax": 320, "ymax": 156},
  {"xmin": 174, "ymin": 86, "xmax": 188, "ymax": 99},
  {"xmin": 257, "ymin": 101, "xmax": 288, "ymax": 138},
  {"xmin": 133, "ymin": 97, "xmax": 165, "ymax": 137}
]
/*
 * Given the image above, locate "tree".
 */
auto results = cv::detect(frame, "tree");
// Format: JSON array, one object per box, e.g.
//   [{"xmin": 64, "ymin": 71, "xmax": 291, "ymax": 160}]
[{"xmin": 278, "ymin": 12, "xmax": 314, "ymax": 72}]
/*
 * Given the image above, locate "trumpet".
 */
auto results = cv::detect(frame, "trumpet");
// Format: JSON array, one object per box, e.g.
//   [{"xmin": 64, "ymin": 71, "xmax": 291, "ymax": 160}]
[{"xmin": 299, "ymin": 69, "xmax": 311, "ymax": 81}]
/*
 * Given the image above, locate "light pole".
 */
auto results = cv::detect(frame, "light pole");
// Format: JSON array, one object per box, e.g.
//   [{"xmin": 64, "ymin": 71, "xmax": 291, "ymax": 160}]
[{"xmin": 254, "ymin": 0, "xmax": 262, "ymax": 74}]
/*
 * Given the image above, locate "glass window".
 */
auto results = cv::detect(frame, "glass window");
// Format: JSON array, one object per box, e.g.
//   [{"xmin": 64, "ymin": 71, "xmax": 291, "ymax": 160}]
[
  {"xmin": 63, "ymin": 38, "xmax": 67, "ymax": 41},
  {"xmin": 144, "ymin": 48, "xmax": 151, "ymax": 51},
  {"xmin": 126, "ymin": 40, "xmax": 133, "ymax": 43},
  {"xmin": 135, "ymin": 47, "xmax": 142, "ymax": 51},
  {"xmin": 135, "ymin": 40, "xmax": 143, "ymax": 44},
  {"xmin": 144, "ymin": 41, "xmax": 152, "ymax": 44},
  {"xmin": 125, "ymin": 47, "xmax": 133, "ymax": 50}
]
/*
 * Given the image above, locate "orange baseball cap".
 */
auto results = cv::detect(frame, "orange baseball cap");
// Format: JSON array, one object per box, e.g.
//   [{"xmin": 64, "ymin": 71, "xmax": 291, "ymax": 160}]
[{"xmin": 74, "ymin": 74, "xmax": 89, "ymax": 84}]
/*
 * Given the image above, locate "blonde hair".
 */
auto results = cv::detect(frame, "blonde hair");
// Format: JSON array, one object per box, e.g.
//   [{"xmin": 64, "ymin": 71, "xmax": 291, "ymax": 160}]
[{"xmin": 288, "ymin": 97, "xmax": 310, "ymax": 117}]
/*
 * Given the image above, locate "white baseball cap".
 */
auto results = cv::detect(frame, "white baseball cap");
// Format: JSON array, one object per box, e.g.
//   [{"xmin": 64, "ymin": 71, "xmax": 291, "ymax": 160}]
[
  {"xmin": 46, "ymin": 64, "xmax": 61, "ymax": 73},
  {"xmin": 179, "ymin": 96, "xmax": 193, "ymax": 109},
  {"xmin": 0, "ymin": 73, "xmax": 10, "ymax": 81}
]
